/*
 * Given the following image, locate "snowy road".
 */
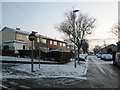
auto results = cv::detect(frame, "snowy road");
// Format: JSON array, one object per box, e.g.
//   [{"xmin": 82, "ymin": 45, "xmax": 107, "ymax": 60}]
[
  {"xmin": 86, "ymin": 56, "xmax": 119, "ymax": 88},
  {"xmin": 1, "ymin": 55, "xmax": 120, "ymax": 89}
]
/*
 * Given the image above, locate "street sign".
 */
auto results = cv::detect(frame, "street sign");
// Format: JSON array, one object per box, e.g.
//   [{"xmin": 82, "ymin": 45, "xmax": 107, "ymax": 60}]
[{"xmin": 29, "ymin": 33, "xmax": 35, "ymax": 41}]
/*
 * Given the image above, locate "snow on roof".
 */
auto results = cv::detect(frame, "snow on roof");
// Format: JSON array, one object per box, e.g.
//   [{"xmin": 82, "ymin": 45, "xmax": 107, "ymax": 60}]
[
  {"xmin": 4, "ymin": 40, "xmax": 27, "ymax": 43},
  {"xmin": 2, "ymin": 27, "xmax": 30, "ymax": 35},
  {"xmin": 2, "ymin": 27, "xmax": 66, "ymax": 43},
  {"xmin": 64, "ymin": 40, "xmax": 75, "ymax": 46}
]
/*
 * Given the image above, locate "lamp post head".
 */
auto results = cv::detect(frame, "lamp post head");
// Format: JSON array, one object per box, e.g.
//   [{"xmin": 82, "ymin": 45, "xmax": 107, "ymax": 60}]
[
  {"xmin": 32, "ymin": 31, "xmax": 38, "ymax": 34},
  {"xmin": 73, "ymin": 10, "xmax": 79, "ymax": 13}
]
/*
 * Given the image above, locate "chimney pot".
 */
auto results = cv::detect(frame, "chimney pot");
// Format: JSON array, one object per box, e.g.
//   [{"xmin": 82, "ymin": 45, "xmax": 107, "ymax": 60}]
[{"xmin": 16, "ymin": 27, "xmax": 20, "ymax": 30}]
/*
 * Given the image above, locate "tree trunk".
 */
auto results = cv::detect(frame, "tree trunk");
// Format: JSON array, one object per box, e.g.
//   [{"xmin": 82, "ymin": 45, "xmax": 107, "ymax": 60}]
[{"xmin": 77, "ymin": 48, "xmax": 80, "ymax": 64}]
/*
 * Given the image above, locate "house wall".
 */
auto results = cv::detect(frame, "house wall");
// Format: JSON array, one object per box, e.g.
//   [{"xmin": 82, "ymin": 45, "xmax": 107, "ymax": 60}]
[
  {"xmin": 117, "ymin": 41, "xmax": 120, "ymax": 51},
  {"xmin": 0, "ymin": 31, "xmax": 2, "ymax": 47},
  {"xmin": 14, "ymin": 42, "xmax": 26, "ymax": 53},
  {"xmin": 57, "ymin": 42, "xmax": 67, "ymax": 51},
  {"xmin": 47, "ymin": 40, "xmax": 58, "ymax": 50},
  {"xmin": 108, "ymin": 45, "xmax": 118, "ymax": 52},
  {"xmin": 16, "ymin": 33, "xmax": 31, "ymax": 50},
  {"xmin": 2, "ymin": 28, "xmax": 16, "ymax": 44},
  {"xmin": 118, "ymin": 29, "xmax": 120, "ymax": 41},
  {"xmin": 99, "ymin": 45, "xmax": 118, "ymax": 54}
]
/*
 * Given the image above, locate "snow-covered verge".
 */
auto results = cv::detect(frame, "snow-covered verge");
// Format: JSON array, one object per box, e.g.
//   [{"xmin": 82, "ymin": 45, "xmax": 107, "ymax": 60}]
[
  {"xmin": 0, "ymin": 56, "xmax": 57, "ymax": 63},
  {"xmin": 1, "ymin": 56, "xmax": 88, "ymax": 80}
]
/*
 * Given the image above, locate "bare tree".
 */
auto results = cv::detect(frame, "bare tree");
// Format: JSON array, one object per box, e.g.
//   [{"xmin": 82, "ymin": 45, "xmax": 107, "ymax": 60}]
[
  {"xmin": 111, "ymin": 22, "xmax": 120, "ymax": 39},
  {"xmin": 56, "ymin": 9, "xmax": 96, "ymax": 67},
  {"xmin": 93, "ymin": 45, "xmax": 101, "ymax": 54},
  {"xmin": 82, "ymin": 39, "xmax": 89, "ymax": 54}
]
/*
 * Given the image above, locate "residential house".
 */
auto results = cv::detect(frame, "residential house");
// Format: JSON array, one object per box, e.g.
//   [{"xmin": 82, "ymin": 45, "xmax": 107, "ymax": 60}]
[
  {"xmin": 1, "ymin": 27, "xmax": 31, "ymax": 53},
  {"xmin": 99, "ymin": 44, "xmax": 118, "ymax": 54},
  {"xmin": 0, "ymin": 27, "xmax": 76, "ymax": 53}
]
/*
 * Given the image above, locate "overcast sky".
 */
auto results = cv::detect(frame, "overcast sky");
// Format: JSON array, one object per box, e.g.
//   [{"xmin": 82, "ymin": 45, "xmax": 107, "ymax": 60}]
[{"xmin": 1, "ymin": 0, "xmax": 119, "ymax": 50}]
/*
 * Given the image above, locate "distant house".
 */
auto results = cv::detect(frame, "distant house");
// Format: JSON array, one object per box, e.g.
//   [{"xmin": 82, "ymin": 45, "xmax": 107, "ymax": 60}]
[
  {"xmin": 117, "ymin": 23, "xmax": 120, "ymax": 51},
  {"xmin": 116, "ymin": 41, "xmax": 120, "ymax": 51},
  {"xmin": 99, "ymin": 44, "xmax": 118, "ymax": 54}
]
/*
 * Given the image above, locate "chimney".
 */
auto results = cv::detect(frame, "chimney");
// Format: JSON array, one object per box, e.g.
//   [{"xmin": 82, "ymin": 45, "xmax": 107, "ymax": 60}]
[{"xmin": 16, "ymin": 27, "xmax": 20, "ymax": 30}]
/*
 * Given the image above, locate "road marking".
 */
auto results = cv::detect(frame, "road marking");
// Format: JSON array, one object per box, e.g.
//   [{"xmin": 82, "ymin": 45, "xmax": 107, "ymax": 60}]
[
  {"xmin": 62, "ymin": 79, "xmax": 84, "ymax": 85},
  {"xmin": 91, "ymin": 57, "xmax": 105, "ymax": 74},
  {"xmin": 0, "ymin": 84, "xmax": 12, "ymax": 90},
  {"xmin": 9, "ymin": 81, "xmax": 19, "ymax": 85},
  {"xmin": 19, "ymin": 85, "xmax": 31, "ymax": 89},
  {"xmin": 57, "ymin": 78, "xmax": 85, "ymax": 86}
]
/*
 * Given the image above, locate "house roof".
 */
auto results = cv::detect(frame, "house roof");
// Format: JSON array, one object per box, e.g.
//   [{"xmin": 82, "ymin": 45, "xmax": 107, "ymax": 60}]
[
  {"xmin": 116, "ymin": 41, "xmax": 120, "ymax": 44},
  {"xmin": 4, "ymin": 40, "xmax": 27, "ymax": 44},
  {"xmin": 100, "ymin": 44, "xmax": 117, "ymax": 51},
  {"xmin": 1, "ymin": 27, "xmax": 30, "ymax": 35}
]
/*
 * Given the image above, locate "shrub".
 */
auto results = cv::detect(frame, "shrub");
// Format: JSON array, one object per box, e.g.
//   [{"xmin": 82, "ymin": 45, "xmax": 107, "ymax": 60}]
[
  {"xmin": 18, "ymin": 50, "xmax": 47, "ymax": 59},
  {"xmin": 18, "ymin": 50, "xmax": 74, "ymax": 63},
  {"xmin": 2, "ymin": 49, "xmax": 15, "ymax": 56},
  {"xmin": 47, "ymin": 51, "xmax": 74, "ymax": 64}
]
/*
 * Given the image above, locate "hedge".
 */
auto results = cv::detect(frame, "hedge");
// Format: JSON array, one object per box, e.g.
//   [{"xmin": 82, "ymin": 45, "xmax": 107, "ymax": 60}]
[
  {"xmin": 2, "ymin": 49, "xmax": 15, "ymax": 56},
  {"xmin": 2, "ymin": 49, "xmax": 74, "ymax": 64},
  {"xmin": 18, "ymin": 50, "xmax": 47, "ymax": 59},
  {"xmin": 47, "ymin": 51, "xmax": 74, "ymax": 63}
]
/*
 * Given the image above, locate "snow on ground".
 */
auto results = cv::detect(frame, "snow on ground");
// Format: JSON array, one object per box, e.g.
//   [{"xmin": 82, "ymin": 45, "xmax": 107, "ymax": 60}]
[
  {"xmin": 1, "ymin": 56, "xmax": 88, "ymax": 80},
  {"xmin": 0, "ymin": 56, "xmax": 57, "ymax": 63}
]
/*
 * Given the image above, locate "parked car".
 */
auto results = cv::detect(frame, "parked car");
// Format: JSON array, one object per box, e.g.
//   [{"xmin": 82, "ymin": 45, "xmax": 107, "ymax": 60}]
[
  {"xmin": 77, "ymin": 54, "xmax": 87, "ymax": 61},
  {"xmin": 113, "ymin": 52, "xmax": 120, "ymax": 66},
  {"xmin": 96, "ymin": 53, "xmax": 102, "ymax": 58},
  {"xmin": 100, "ymin": 54, "xmax": 113, "ymax": 61}
]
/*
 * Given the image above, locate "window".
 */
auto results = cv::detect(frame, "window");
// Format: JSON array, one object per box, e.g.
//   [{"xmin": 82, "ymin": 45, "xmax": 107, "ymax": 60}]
[
  {"xmin": 63, "ymin": 43, "xmax": 66, "ymax": 47},
  {"xmin": 37, "ymin": 38, "xmax": 40, "ymax": 42},
  {"xmin": 71, "ymin": 47, "xmax": 74, "ymax": 49},
  {"xmin": 60, "ymin": 42, "xmax": 62, "ymax": 46},
  {"xmin": 54, "ymin": 41, "xmax": 57, "ymax": 45},
  {"xmin": 23, "ymin": 45, "xmax": 25, "ymax": 50},
  {"xmin": 16, "ymin": 34, "xmax": 29, "ymax": 41},
  {"xmin": 41, "ymin": 39, "xmax": 46, "ymax": 44},
  {"xmin": 50, "ymin": 40, "xmax": 52, "ymax": 45},
  {"xmin": 67, "ymin": 46, "xmax": 70, "ymax": 49}
]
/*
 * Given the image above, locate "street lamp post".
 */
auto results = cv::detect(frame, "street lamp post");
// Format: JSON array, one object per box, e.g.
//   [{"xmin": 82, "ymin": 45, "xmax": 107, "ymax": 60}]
[
  {"xmin": 73, "ymin": 10, "xmax": 79, "ymax": 68},
  {"xmin": 39, "ymin": 35, "xmax": 41, "ymax": 69}
]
